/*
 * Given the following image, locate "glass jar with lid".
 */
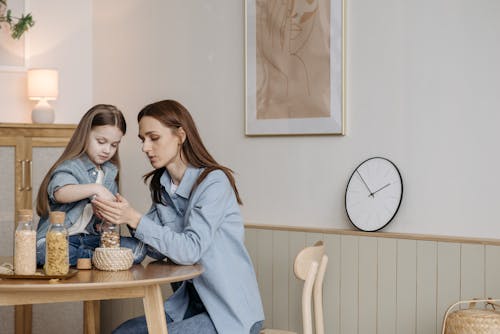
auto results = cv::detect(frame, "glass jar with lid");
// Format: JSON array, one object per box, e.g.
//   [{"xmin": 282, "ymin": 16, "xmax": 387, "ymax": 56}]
[
  {"xmin": 45, "ymin": 211, "xmax": 69, "ymax": 275},
  {"xmin": 100, "ymin": 221, "xmax": 120, "ymax": 248},
  {"xmin": 14, "ymin": 209, "xmax": 36, "ymax": 275}
]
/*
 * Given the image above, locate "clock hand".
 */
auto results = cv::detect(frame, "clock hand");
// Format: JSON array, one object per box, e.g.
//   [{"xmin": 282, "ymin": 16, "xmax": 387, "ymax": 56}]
[
  {"xmin": 372, "ymin": 183, "xmax": 391, "ymax": 196},
  {"xmin": 356, "ymin": 170, "xmax": 374, "ymax": 197}
]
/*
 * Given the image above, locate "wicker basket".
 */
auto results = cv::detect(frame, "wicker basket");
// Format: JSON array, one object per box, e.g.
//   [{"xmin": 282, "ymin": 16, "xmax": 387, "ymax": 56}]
[
  {"xmin": 92, "ymin": 247, "xmax": 133, "ymax": 271},
  {"xmin": 442, "ymin": 299, "xmax": 500, "ymax": 334}
]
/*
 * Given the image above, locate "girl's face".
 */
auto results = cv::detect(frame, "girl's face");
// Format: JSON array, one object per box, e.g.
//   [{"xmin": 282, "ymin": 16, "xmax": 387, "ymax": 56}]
[
  {"xmin": 86, "ymin": 125, "xmax": 123, "ymax": 167},
  {"xmin": 138, "ymin": 116, "xmax": 184, "ymax": 169}
]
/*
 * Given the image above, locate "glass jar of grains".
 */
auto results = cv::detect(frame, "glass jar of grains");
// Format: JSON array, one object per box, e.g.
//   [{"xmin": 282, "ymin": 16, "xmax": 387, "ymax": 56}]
[
  {"xmin": 45, "ymin": 211, "xmax": 69, "ymax": 275},
  {"xmin": 14, "ymin": 209, "xmax": 36, "ymax": 275},
  {"xmin": 100, "ymin": 221, "xmax": 120, "ymax": 248}
]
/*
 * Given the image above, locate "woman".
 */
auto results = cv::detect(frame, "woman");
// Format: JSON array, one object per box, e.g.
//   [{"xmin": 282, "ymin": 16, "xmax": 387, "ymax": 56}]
[{"xmin": 93, "ymin": 99, "xmax": 264, "ymax": 334}]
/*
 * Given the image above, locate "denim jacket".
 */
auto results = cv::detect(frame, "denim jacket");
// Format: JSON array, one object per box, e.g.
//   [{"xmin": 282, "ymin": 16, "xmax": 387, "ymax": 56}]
[
  {"xmin": 36, "ymin": 154, "xmax": 118, "ymax": 241},
  {"xmin": 134, "ymin": 166, "xmax": 264, "ymax": 333}
]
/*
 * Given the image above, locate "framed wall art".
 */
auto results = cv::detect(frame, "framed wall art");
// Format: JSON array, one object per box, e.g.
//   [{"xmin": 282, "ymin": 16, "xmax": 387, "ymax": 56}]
[
  {"xmin": 0, "ymin": 0, "xmax": 29, "ymax": 72},
  {"xmin": 245, "ymin": 0, "xmax": 345, "ymax": 136}
]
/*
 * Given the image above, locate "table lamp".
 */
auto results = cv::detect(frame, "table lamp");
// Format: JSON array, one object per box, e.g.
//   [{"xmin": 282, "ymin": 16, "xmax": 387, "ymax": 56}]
[{"xmin": 27, "ymin": 69, "xmax": 58, "ymax": 123}]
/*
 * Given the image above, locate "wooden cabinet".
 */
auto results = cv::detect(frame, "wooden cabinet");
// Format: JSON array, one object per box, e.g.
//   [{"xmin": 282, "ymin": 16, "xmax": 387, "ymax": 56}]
[
  {"xmin": 0, "ymin": 123, "xmax": 78, "ymax": 334},
  {"xmin": 0, "ymin": 123, "xmax": 76, "ymax": 254}
]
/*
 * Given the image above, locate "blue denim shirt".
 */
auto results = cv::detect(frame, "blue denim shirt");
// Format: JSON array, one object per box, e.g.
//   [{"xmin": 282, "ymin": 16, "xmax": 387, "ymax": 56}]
[
  {"xmin": 36, "ymin": 154, "xmax": 118, "ymax": 241},
  {"xmin": 134, "ymin": 166, "xmax": 264, "ymax": 333}
]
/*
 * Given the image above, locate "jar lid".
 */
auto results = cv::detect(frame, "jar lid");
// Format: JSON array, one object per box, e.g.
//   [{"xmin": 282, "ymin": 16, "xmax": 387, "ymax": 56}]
[
  {"xmin": 77, "ymin": 258, "xmax": 92, "ymax": 270},
  {"xmin": 16, "ymin": 209, "xmax": 33, "ymax": 222},
  {"xmin": 49, "ymin": 211, "xmax": 65, "ymax": 224}
]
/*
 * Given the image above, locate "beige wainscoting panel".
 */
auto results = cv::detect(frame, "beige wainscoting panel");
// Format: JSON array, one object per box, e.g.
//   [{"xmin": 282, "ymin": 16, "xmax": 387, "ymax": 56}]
[
  {"xmin": 272, "ymin": 230, "xmax": 289, "ymax": 330},
  {"xmin": 340, "ymin": 235, "xmax": 358, "ymax": 334},
  {"xmin": 485, "ymin": 245, "xmax": 500, "ymax": 298},
  {"xmin": 460, "ymin": 244, "xmax": 485, "ymax": 301},
  {"xmin": 416, "ymin": 240, "xmax": 437, "ymax": 334},
  {"xmin": 358, "ymin": 236, "xmax": 377, "ymax": 334},
  {"xmin": 377, "ymin": 238, "xmax": 397, "ymax": 334},
  {"xmin": 396, "ymin": 239, "xmax": 417, "ymax": 334},
  {"xmin": 436, "ymin": 242, "xmax": 461, "ymax": 334},
  {"xmin": 323, "ymin": 234, "xmax": 341, "ymax": 334},
  {"xmin": 257, "ymin": 229, "xmax": 273, "ymax": 329},
  {"xmin": 287, "ymin": 231, "xmax": 306, "ymax": 332}
]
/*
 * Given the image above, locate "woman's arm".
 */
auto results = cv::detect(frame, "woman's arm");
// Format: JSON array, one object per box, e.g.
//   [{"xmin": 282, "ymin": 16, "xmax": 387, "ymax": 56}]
[
  {"xmin": 93, "ymin": 171, "xmax": 238, "ymax": 265},
  {"xmin": 137, "ymin": 172, "xmax": 235, "ymax": 265},
  {"xmin": 91, "ymin": 194, "xmax": 142, "ymax": 228},
  {"xmin": 54, "ymin": 183, "xmax": 115, "ymax": 204}
]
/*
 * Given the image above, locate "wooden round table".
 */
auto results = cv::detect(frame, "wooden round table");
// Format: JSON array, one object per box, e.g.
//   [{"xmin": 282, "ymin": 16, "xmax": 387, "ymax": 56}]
[{"xmin": 0, "ymin": 261, "xmax": 203, "ymax": 334}]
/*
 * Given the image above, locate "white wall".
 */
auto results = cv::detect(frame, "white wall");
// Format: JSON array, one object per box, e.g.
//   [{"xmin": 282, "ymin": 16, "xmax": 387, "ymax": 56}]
[
  {"xmin": 0, "ymin": 0, "xmax": 92, "ymax": 123},
  {"xmin": 91, "ymin": 0, "xmax": 500, "ymax": 239},
  {"xmin": 2, "ymin": 0, "xmax": 496, "ymax": 238}
]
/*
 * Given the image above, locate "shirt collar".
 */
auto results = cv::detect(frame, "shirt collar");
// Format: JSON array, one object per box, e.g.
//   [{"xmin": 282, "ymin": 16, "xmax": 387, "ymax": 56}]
[
  {"xmin": 79, "ymin": 153, "xmax": 98, "ymax": 171},
  {"xmin": 79, "ymin": 153, "xmax": 117, "ymax": 174},
  {"xmin": 159, "ymin": 166, "xmax": 202, "ymax": 199}
]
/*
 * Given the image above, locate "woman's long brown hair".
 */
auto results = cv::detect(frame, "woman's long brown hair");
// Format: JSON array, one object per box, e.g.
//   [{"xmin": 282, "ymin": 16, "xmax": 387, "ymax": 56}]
[
  {"xmin": 139, "ymin": 100, "xmax": 242, "ymax": 205},
  {"xmin": 36, "ymin": 104, "xmax": 127, "ymax": 218}
]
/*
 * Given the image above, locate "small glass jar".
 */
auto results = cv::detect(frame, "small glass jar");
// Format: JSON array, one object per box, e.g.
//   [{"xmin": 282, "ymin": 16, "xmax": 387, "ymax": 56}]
[
  {"xmin": 100, "ymin": 221, "xmax": 120, "ymax": 248},
  {"xmin": 45, "ymin": 211, "xmax": 69, "ymax": 275},
  {"xmin": 14, "ymin": 209, "xmax": 36, "ymax": 275}
]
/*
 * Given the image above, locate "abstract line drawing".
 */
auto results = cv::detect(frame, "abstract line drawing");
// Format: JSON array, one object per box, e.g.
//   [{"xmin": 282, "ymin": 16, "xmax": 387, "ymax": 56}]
[
  {"xmin": 256, "ymin": 0, "xmax": 330, "ymax": 120},
  {"xmin": 246, "ymin": 0, "xmax": 344, "ymax": 136}
]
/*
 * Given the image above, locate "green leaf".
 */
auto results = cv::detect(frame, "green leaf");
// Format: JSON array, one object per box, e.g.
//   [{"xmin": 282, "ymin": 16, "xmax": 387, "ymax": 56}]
[
  {"xmin": 11, "ymin": 13, "xmax": 34, "ymax": 39},
  {"xmin": 0, "ymin": 2, "xmax": 35, "ymax": 39}
]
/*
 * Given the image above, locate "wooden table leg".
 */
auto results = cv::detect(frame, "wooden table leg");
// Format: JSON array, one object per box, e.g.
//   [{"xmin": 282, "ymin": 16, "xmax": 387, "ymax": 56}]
[
  {"xmin": 143, "ymin": 284, "xmax": 168, "ymax": 334},
  {"xmin": 14, "ymin": 305, "xmax": 32, "ymax": 334},
  {"xmin": 84, "ymin": 300, "xmax": 101, "ymax": 334}
]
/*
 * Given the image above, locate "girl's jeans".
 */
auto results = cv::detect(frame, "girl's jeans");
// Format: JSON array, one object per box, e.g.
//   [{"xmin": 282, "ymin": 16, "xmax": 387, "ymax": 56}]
[{"xmin": 36, "ymin": 234, "xmax": 147, "ymax": 266}]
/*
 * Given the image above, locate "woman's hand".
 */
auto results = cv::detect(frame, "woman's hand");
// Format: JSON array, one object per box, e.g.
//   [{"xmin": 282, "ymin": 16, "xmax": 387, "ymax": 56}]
[{"xmin": 92, "ymin": 193, "xmax": 142, "ymax": 229}]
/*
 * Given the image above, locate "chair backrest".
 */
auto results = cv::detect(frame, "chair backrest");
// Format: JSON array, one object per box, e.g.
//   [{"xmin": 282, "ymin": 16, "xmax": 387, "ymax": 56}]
[{"xmin": 293, "ymin": 241, "xmax": 328, "ymax": 334}]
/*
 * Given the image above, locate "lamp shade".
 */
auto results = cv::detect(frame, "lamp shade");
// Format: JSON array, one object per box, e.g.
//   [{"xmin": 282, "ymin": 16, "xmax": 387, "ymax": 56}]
[{"xmin": 27, "ymin": 69, "xmax": 58, "ymax": 100}]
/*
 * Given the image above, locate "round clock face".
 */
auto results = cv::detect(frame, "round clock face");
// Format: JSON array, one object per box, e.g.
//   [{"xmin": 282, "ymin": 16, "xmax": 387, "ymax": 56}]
[{"xmin": 345, "ymin": 157, "xmax": 403, "ymax": 232}]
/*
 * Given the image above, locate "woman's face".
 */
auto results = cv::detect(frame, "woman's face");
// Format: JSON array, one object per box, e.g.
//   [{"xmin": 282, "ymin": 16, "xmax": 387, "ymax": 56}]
[{"xmin": 138, "ymin": 116, "xmax": 183, "ymax": 169}]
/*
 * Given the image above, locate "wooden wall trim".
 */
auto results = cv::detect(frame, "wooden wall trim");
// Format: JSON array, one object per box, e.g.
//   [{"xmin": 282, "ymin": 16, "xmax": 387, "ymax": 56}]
[{"xmin": 244, "ymin": 223, "xmax": 500, "ymax": 246}]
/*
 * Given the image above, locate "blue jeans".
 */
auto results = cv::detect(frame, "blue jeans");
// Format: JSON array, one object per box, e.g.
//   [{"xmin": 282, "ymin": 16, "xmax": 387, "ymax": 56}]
[
  {"xmin": 36, "ymin": 234, "xmax": 147, "ymax": 266},
  {"xmin": 113, "ymin": 313, "xmax": 263, "ymax": 334},
  {"xmin": 112, "ymin": 282, "xmax": 263, "ymax": 334}
]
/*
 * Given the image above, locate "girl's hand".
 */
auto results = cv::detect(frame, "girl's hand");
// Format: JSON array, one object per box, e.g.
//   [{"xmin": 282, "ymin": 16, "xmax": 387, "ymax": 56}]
[
  {"xmin": 93, "ymin": 185, "xmax": 116, "ymax": 201},
  {"xmin": 92, "ymin": 194, "xmax": 142, "ymax": 229}
]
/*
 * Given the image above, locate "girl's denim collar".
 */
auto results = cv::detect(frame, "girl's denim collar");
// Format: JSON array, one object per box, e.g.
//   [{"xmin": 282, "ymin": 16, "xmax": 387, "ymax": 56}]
[{"xmin": 78, "ymin": 153, "xmax": 117, "ymax": 173}]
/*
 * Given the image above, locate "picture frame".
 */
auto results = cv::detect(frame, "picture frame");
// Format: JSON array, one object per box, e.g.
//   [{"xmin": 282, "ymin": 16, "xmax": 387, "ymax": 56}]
[
  {"xmin": 245, "ymin": 0, "xmax": 345, "ymax": 136},
  {"xmin": 0, "ymin": 0, "xmax": 29, "ymax": 72}
]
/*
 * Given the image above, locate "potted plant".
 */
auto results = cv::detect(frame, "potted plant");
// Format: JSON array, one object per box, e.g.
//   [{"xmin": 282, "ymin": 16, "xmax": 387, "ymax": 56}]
[{"xmin": 0, "ymin": 0, "xmax": 34, "ymax": 39}]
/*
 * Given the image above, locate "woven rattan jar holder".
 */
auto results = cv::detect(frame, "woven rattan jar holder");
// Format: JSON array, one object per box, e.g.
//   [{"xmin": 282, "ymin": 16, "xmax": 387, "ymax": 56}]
[
  {"xmin": 92, "ymin": 247, "xmax": 133, "ymax": 271},
  {"xmin": 442, "ymin": 299, "xmax": 500, "ymax": 334}
]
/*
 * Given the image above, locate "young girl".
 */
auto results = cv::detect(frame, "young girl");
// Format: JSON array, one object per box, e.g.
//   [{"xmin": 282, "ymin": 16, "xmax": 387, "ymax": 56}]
[
  {"xmin": 93, "ymin": 100, "xmax": 264, "ymax": 334},
  {"xmin": 35, "ymin": 104, "xmax": 146, "ymax": 267}
]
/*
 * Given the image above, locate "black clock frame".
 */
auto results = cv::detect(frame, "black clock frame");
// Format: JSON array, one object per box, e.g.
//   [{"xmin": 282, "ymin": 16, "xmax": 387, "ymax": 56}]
[{"xmin": 344, "ymin": 156, "xmax": 404, "ymax": 232}]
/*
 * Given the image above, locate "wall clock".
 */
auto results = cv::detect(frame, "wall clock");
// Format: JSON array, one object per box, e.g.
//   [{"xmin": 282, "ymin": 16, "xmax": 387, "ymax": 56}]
[{"xmin": 345, "ymin": 157, "xmax": 403, "ymax": 232}]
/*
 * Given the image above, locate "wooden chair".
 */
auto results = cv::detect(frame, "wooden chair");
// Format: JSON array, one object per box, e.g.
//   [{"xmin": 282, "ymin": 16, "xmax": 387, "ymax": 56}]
[{"xmin": 261, "ymin": 241, "xmax": 328, "ymax": 334}]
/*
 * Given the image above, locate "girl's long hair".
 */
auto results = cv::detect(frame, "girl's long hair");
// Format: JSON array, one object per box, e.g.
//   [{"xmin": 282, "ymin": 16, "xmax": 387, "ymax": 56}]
[
  {"xmin": 139, "ymin": 100, "xmax": 242, "ymax": 205},
  {"xmin": 36, "ymin": 104, "xmax": 127, "ymax": 217}
]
